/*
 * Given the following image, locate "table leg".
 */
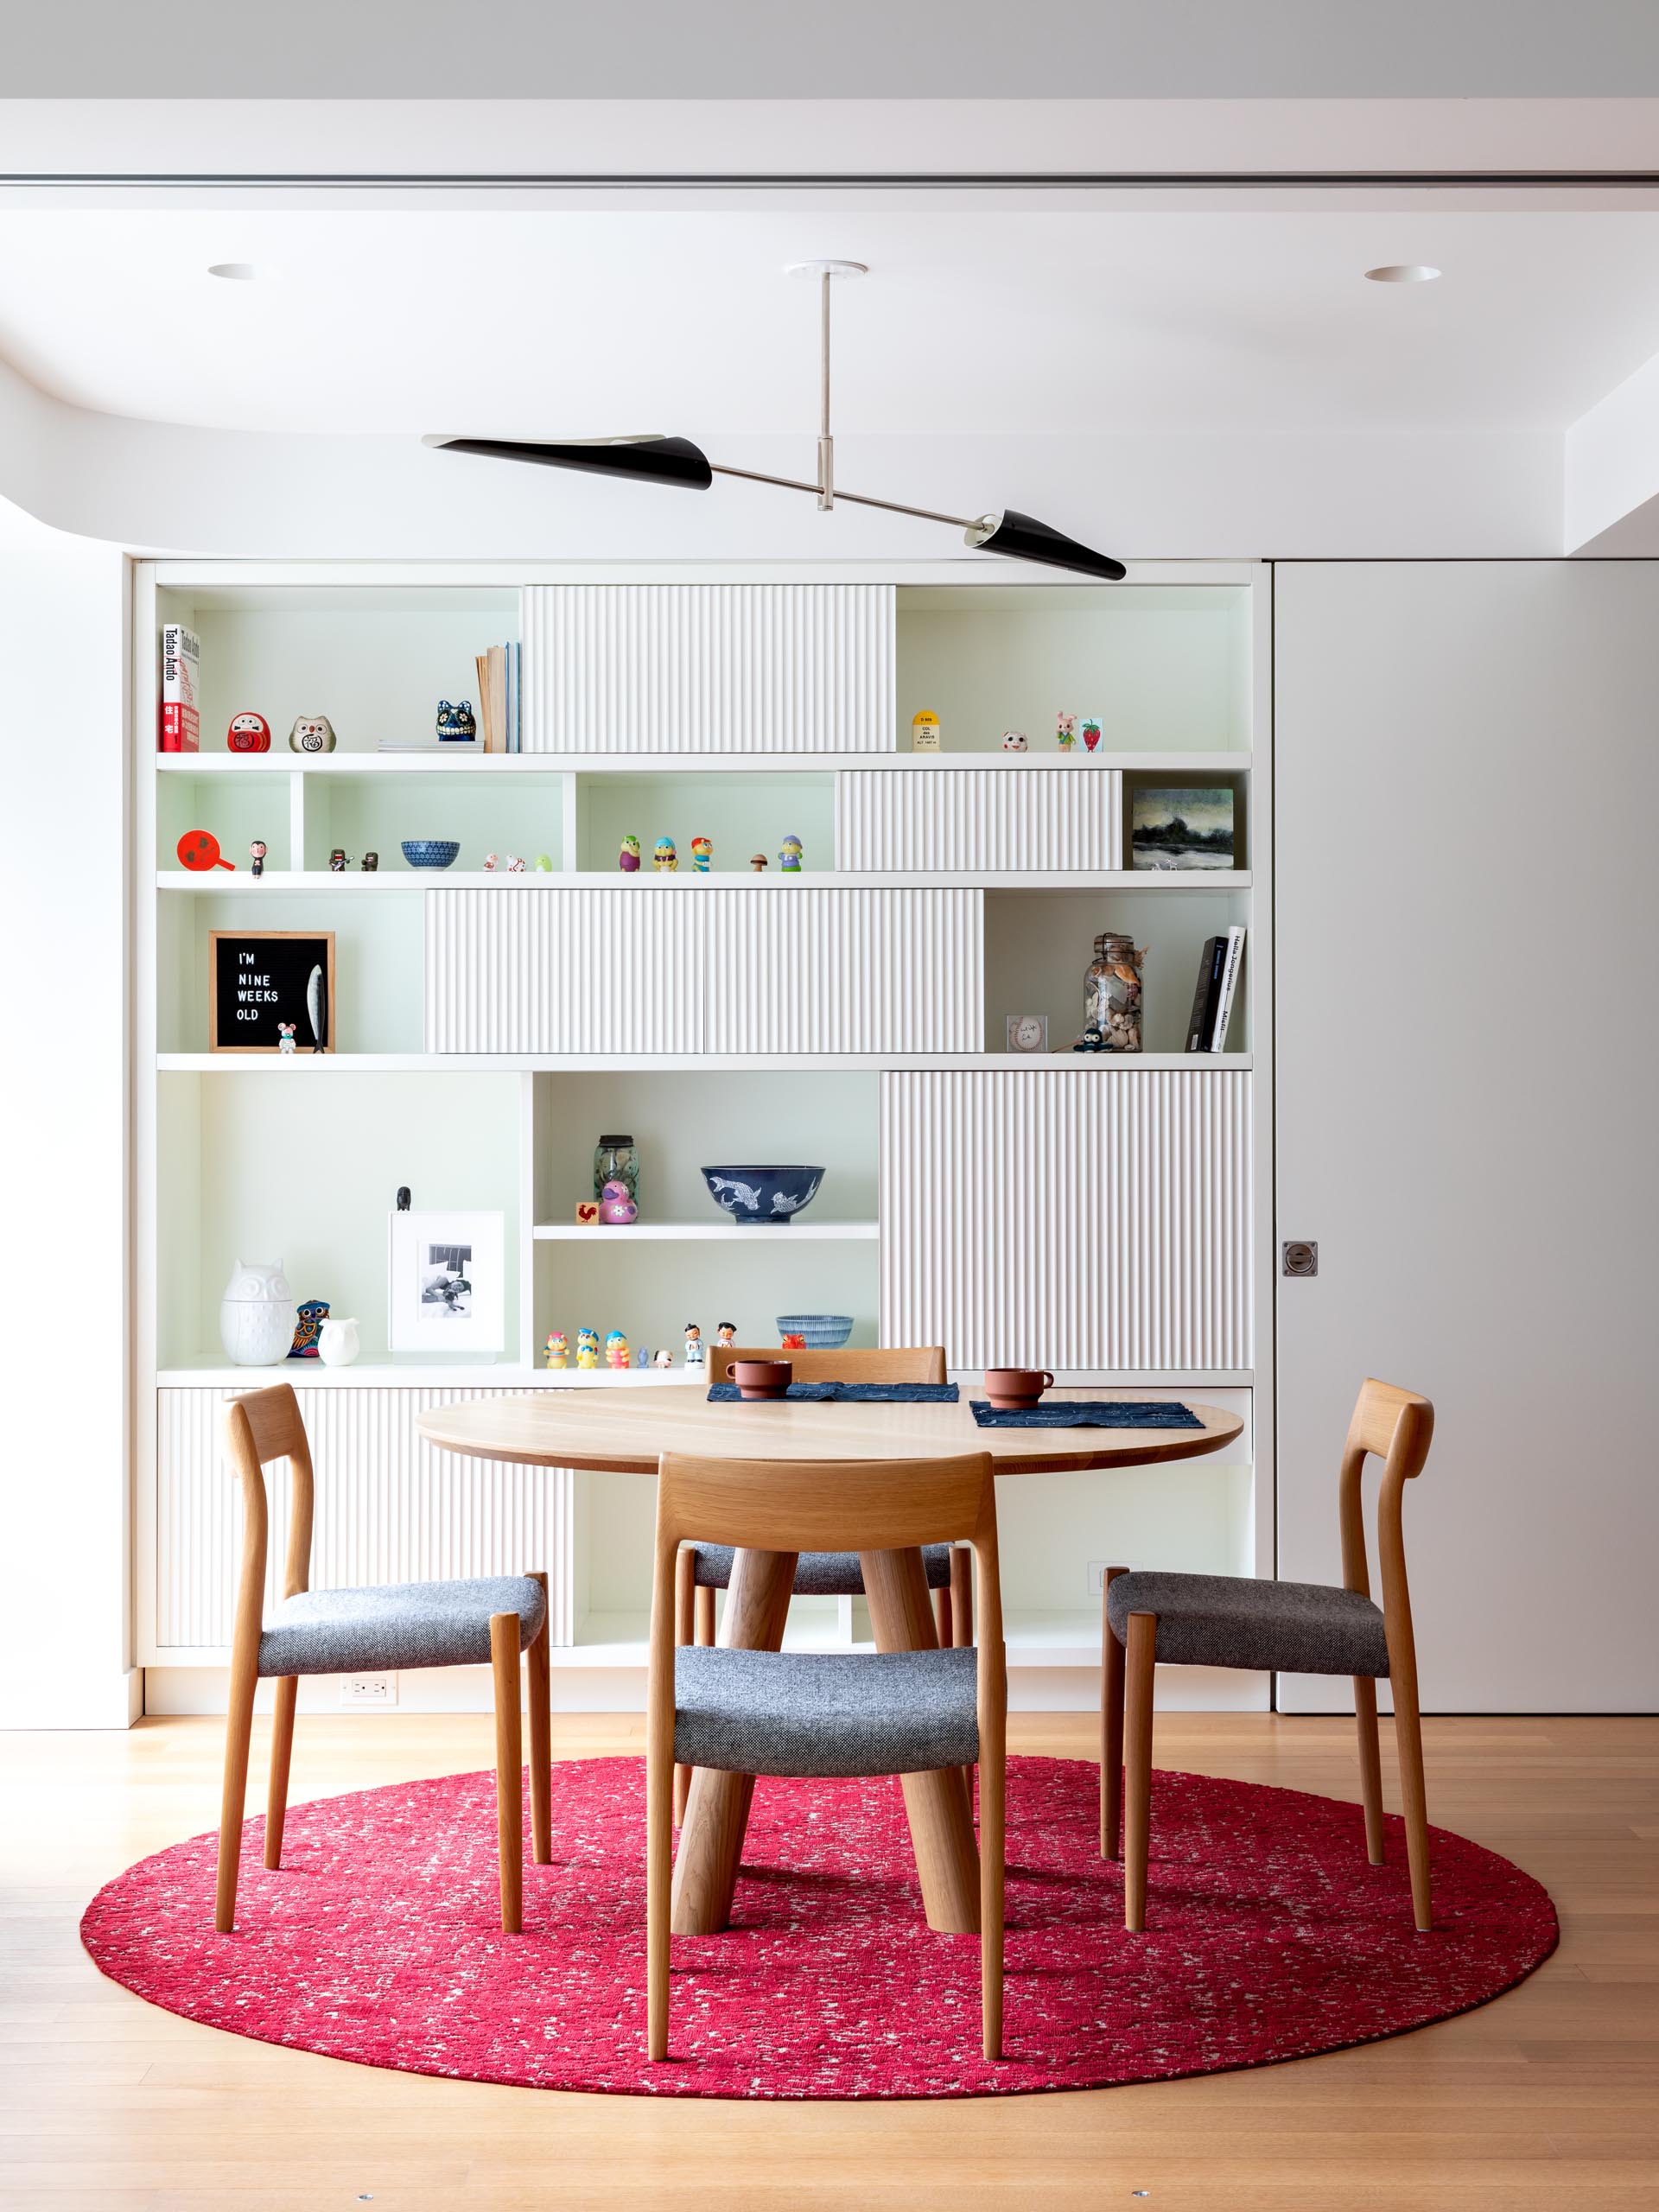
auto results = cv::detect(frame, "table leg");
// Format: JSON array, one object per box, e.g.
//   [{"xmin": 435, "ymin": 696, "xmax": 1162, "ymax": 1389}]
[
  {"xmin": 670, "ymin": 1544, "xmax": 798, "ymax": 1936},
  {"xmin": 860, "ymin": 1546, "xmax": 982, "ymax": 1935}
]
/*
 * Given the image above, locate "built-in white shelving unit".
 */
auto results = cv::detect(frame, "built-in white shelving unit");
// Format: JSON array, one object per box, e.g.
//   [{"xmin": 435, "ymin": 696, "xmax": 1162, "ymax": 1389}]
[{"xmin": 134, "ymin": 560, "xmax": 1271, "ymax": 1712}]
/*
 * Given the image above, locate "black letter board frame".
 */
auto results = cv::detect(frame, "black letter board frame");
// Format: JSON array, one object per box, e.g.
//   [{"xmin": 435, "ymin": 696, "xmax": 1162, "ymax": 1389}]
[{"xmin": 209, "ymin": 930, "xmax": 337, "ymax": 1053}]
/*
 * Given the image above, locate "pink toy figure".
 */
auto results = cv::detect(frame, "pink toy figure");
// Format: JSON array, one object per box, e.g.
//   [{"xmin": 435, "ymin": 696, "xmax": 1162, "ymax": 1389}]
[
  {"xmin": 1056, "ymin": 713, "xmax": 1078, "ymax": 751},
  {"xmin": 598, "ymin": 1178, "xmax": 638, "ymax": 1225},
  {"xmin": 1082, "ymin": 716, "xmax": 1102, "ymax": 753},
  {"xmin": 483, "ymin": 853, "xmax": 499, "ymax": 872},
  {"xmin": 605, "ymin": 1329, "xmax": 630, "ymax": 1370}
]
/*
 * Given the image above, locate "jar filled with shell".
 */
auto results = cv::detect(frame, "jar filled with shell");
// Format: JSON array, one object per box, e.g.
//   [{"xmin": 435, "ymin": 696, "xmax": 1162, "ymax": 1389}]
[{"xmin": 1081, "ymin": 931, "xmax": 1145, "ymax": 1053}]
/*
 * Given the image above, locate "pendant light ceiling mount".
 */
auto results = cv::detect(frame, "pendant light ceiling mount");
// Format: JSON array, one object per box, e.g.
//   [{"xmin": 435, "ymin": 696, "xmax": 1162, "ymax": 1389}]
[{"xmin": 424, "ymin": 260, "xmax": 1124, "ymax": 582}]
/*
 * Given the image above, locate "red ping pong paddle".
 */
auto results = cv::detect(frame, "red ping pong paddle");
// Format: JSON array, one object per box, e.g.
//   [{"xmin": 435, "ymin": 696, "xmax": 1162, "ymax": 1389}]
[{"xmin": 177, "ymin": 829, "xmax": 235, "ymax": 871}]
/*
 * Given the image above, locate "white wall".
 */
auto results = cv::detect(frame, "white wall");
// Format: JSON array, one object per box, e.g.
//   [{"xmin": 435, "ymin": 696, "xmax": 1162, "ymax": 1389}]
[{"xmin": 0, "ymin": 497, "xmax": 137, "ymax": 1726}]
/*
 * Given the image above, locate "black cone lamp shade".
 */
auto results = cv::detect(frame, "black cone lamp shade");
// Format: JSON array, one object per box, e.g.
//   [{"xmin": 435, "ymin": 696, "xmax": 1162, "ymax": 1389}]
[
  {"xmin": 965, "ymin": 509, "xmax": 1126, "ymax": 582},
  {"xmin": 423, "ymin": 434, "xmax": 714, "ymax": 490}
]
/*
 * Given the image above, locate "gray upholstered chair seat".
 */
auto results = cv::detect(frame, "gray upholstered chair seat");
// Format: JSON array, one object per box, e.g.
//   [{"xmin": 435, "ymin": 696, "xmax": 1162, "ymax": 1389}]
[
  {"xmin": 688, "ymin": 1541, "xmax": 957, "ymax": 1597},
  {"xmin": 257, "ymin": 1575, "xmax": 547, "ymax": 1679},
  {"xmin": 1106, "ymin": 1570, "xmax": 1389, "ymax": 1678},
  {"xmin": 674, "ymin": 1644, "xmax": 979, "ymax": 1777}
]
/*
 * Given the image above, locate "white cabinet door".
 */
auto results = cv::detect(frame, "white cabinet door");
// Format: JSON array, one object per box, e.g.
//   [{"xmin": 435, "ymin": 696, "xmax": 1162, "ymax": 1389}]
[
  {"xmin": 425, "ymin": 887, "xmax": 706, "ymax": 1054},
  {"xmin": 1275, "ymin": 563, "xmax": 1659, "ymax": 1713},
  {"xmin": 520, "ymin": 583, "xmax": 894, "ymax": 753},
  {"xmin": 706, "ymin": 888, "xmax": 983, "ymax": 1054},
  {"xmin": 880, "ymin": 1068, "xmax": 1253, "ymax": 1371},
  {"xmin": 836, "ymin": 767, "xmax": 1121, "ymax": 871}
]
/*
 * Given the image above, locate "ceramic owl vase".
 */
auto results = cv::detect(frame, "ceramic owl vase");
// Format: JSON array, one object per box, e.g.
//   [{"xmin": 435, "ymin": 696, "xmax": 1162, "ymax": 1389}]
[
  {"xmin": 219, "ymin": 1258, "xmax": 298, "ymax": 1367},
  {"xmin": 288, "ymin": 715, "xmax": 336, "ymax": 755}
]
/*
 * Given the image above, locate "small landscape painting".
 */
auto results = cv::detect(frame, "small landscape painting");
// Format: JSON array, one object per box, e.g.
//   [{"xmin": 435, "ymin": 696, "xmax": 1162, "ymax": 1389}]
[{"xmin": 1130, "ymin": 786, "xmax": 1236, "ymax": 870}]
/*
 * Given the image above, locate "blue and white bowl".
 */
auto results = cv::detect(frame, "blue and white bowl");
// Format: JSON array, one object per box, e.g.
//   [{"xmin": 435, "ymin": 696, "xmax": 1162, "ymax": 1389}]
[
  {"xmin": 776, "ymin": 1313, "xmax": 854, "ymax": 1349},
  {"xmin": 700, "ymin": 1164, "xmax": 825, "ymax": 1224},
  {"xmin": 401, "ymin": 838, "xmax": 461, "ymax": 869}
]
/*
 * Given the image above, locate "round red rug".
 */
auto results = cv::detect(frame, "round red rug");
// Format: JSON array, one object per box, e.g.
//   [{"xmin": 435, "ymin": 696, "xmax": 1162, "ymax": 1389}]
[{"xmin": 80, "ymin": 1757, "xmax": 1554, "ymax": 2099}]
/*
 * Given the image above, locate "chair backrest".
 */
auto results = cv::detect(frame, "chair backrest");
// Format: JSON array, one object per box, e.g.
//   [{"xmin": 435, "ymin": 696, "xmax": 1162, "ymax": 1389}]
[
  {"xmin": 223, "ymin": 1382, "xmax": 317, "ymax": 1624},
  {"xmin": 1337, "ymin": 1377, "xmax": 1434, "ymax": 1652},
  {"xmin": 708, "ymin": 1344, "xmax": 947, "ymax": 1386}
]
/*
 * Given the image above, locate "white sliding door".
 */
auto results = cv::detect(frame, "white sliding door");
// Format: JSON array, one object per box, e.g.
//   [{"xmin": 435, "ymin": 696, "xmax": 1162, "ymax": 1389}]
[{"xmin": 1275, "ymin": 563, "xmax": 1659, "ymax": 1712}]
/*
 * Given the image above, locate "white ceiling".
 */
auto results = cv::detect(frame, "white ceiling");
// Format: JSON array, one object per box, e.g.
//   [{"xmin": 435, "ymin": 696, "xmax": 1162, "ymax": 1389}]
[{"xmin": 6, "ymin": 204, "xmax": 1659, "ymax": 440}]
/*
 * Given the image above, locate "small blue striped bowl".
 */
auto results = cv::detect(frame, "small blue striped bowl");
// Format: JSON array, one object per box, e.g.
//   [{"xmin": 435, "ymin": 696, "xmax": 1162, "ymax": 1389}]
[{"xmin": 776, "ymin": 1313, "xmax": 854, "ymax": 1349}]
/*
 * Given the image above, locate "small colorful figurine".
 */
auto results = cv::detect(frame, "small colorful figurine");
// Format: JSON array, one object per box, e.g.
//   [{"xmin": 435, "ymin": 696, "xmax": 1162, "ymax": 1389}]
[
  {"xmin": 288, "ymin": 714, "xmax": 336, "ymax": 755},
  {"xmin": 1002, "ymin": 729, "xmax": 1028, "ymax": 752},
  {"xmin": 779, "ymin": 836, "xmax": 804, "ymax": 872},
  {"xmin": 606, "ymin": 1329, "xmax": 630, "ymax": 1370},
  {"xmin": 912, "ymin": 709, "xmax": 942, "ymax": 753},
  {"xmin": 716, "ymin": 1321, "xmax": 737, "ymax": 1350},
  {"xmin": 544, "ymin": 1330, "xmax": 569, "ymax": 1370},
  {"xmin": 653, "ymin": 1346, "xmax": 675, "ymax": 1369},
  {"xmin": 277, "ymin": 1021, "xmax": 297, "ymax": 1054},
  {"xmin": 1082, "ymin": 716, "xmax": 1103, "ymax": 753},
  {"xmin": 483, "ymin": 854, "xmax": 499, "ymax": 872},
  {"xmin": 576, "ymin": 1325, "xmax": 601, "ymax": 1370},
  {"xmin": 435, "ymin": 698, "xmax": 476, "ymax": 743},
  {"xmin": 653, "ymin": 837, "xmax": 678, "ymax": 873},
  {"xmin": 749, "ymin": 852, "xmax": 768, "ymax": 872},
  {"xmin": 1072, "ymin": 1023, "xmax": 1106, "ymax": 1053},
  {"xmin": 360, "ymin": 851, "xmax": 378, "ymax": 872},
  {"xmin": 288, "ymin": 1298, "xmax": 329, "ymax": 1359},
  {"xmin": 227, "ymin": 710, "xmax": 271, "ymax": 753},
  {"xmin": 598, "ymin": 1177, "xmax": 638, "ymax": 1226},
  {"xmin": 1056, "ymin": 713, "xmax": 1077, "ymax": 751},
  {"xmin": 328, "ymin": 849, "xmax": 348, "ymax": 873},
  {"xmin": 534, "ymin": 854, "xmax": 554, "ymax": 871},
  {"xmin": 683, "ymin": 1322, "xmax": 704, "ymax": 1370},
  {"xmin": 619, "ymin": 835, "xmax": 641, "ymax": 874},
  {"xmin": 781, "ymin": 1332, "xmax": 806, "ymax": 1351},
  {"xmin": 690, "ymin": 836, "xmax": 713, "ymax": 873},
  {"xmin": 505, "ymin": 855, "xmax": 525, "ymax": 872},
  {"xmin": 249, "ymin": 838, "xmax": 268, "ymax": 877}
]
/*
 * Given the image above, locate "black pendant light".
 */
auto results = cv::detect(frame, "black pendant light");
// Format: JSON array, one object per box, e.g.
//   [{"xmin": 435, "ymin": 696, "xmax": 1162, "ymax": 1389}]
[{"xmin": 424, "ymin": 262, "xmax": 1123, "ymax": 583}]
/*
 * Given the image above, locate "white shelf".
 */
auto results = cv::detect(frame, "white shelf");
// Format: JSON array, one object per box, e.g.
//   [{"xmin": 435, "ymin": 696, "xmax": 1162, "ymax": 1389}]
[
  {"xmin": 156, "ymin": 1360, "xmax": 706, "ymax": 1389},
  {"xmin": 158, "ymin": 1051, "xmax": 1252, "ymax": 1072},
  {"xmin": 156, "ymin": 868, "xmax": 1249, "ymax": 892},
  {"xmin": 156, "ymin": 749, "xmax": 1250, "ymax": 776},
  {"xmin": 533, "ymin": 1220, "xmax": 880, "ymax": 1242}
]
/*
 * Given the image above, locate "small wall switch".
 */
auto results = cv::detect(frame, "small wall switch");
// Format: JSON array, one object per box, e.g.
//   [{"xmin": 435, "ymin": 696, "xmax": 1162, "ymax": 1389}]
[
  {"xmin": 1087, "ymin": 1560, "xmax": 1111, "ymax": 1597},
  {"xmin": 340, "ymin": 1673, "xmax": 397, "ymax": 1707}
]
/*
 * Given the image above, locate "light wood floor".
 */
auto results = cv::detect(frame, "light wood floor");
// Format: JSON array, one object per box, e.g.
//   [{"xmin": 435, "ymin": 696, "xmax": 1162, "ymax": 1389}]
[{"xmin": 3, "ymin": 1713, "xmax": 1656, "ymax": 2211}]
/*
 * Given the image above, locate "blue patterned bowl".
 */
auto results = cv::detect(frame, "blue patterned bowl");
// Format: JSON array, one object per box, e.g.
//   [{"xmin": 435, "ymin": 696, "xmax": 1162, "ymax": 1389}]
[
  {"xmin": 700, "ymin": 1165, "xmax": 825, "ymax": 1224},
  {"xmin": 776, "ymin": 1313, "xmax": 854, "ymax": 1348},
  {"xmin": 401, "ymin": 839, "xmax": 460, "ymax": 869}
]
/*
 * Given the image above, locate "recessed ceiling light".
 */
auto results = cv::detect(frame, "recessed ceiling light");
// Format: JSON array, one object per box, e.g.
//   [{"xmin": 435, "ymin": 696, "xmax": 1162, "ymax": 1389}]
[
  {"xmin": 1364, "ymin": 264, "xmax": 1441, "ymax": 284},
  {"xmin": 207, "ymin": 263, "xmax": 259, "ymax": 282}
]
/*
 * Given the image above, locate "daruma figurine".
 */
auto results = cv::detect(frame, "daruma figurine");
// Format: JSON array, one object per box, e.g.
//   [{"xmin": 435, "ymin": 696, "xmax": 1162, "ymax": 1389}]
[{"xmin": 226, "ymin": 711, "xmax": 271, "ymax": 753}]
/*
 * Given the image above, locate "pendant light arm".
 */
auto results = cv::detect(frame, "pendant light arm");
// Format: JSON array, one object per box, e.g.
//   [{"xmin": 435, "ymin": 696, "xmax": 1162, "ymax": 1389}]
[
  {"xmin": 818, "ymin": 269, "xmax": 835, "ymax": 512},
  {"xmin": 709, "ymin": 461, "xmax": 977, "ymax": 531}
]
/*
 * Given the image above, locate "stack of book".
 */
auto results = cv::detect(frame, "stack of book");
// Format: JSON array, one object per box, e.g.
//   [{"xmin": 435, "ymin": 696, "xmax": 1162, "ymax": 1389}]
[
  {"xmin": 474, "ymin": 641, "xmax": 521, "ymax": 753},
  {"xmin": 1185, "ymin": 925, "xmax": 1246, "ymax": 1052}
]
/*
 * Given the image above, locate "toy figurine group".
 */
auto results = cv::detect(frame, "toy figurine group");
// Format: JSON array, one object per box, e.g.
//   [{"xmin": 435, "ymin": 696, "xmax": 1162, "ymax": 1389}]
[
  {"xmin": 619, "ymin": 836, "xmax": 804, "ymax": 874},
  {"xmin": 544, "ymin": 1320, "xmax": 736, "ymax": 1371}
]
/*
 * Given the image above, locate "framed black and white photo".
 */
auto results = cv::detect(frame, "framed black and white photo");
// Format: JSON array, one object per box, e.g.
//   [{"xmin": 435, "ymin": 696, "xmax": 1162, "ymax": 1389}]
[{"xmin": 388, "ymin": 1210, "xmax": 505, "ymax": 1355}]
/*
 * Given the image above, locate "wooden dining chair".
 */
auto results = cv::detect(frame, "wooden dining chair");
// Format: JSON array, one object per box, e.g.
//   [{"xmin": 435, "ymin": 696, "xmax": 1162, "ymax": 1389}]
[
  {"xmin": 1100, "ymin": 1378, "xmax": 1435, "ymax": 1934},
  {"xmin": 675, "ymin": 1344, "xmax": 971, "ymax": 1821},
  {"xmin": 215, "ymin": 1382, "xmax": 551, "ymax": 1936},
  {"xmin": 647, "ymin": 1447, "xmax": 1007, "ymax": 2063}
]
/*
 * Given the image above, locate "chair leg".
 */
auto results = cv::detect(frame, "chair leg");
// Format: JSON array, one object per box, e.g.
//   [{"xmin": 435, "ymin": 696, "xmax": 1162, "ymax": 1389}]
[
  {"xmin": 1354, "ymin": 1674, "xmax": 1386, "ymax": 1866},
  {"xmin": 979, "ymin": 1673, "xmax": 1006, "ymax": 2062},
  {"xmin": 526, "ymin": 1573, "xmax": 551, "ymax": 1866},
  {"xmin": 1392, "ymin": 1677, "xmax": 1433, "ymax": 1932},
  {"xmin": 214, "ymin": 1663, "xmax": 258, "ymax": 1933},
  {"xmin": 489, "ymin": 1612, "xmax": 524, "ymax": 1935},
  {"xmin": 932, "ymin": 1584, "xmax": 953, "ymax": 1646},
  {"xmin": 1122, "ymin": 1611, "xmax": 1158, "ymax": 1933},
  {"xmin": 694, "ymin": 1585, "xmax": 715, "ymax": 1644},
  {"xmin": 950, "ymin": 1547, "xmax": 973, "ymax": 1646},
  {"xmin": 647, "ymin": 1708, "xmax": 673, "ymax": 2062},
  {"xmin": 673, "ymin": 1548, "xmax": 696, "ymax": 1827},
  {"xmin": 264, "ymin": 1675, "xmax": 298, "ymax": 1871},
  {"xmin": 1099, "ymin": 1567, "xmax": 1128, "ymax": 1859}
]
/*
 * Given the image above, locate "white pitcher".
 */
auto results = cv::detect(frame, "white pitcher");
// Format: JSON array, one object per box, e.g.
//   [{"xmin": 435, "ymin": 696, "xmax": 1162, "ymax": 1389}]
[{"xmin": 317, "ymin": 1316, "xmax": 360, "ymax": 1368}]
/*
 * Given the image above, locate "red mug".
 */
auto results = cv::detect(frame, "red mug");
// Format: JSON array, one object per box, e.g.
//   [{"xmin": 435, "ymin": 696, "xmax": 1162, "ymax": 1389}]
[
  {"xmin": 731, "ymin": 1358, "xmax": 792, "ymax": 1401},
  {"xmin": 982, "ymin": 1367, "xmax": 1054, "ymax": 1410}
]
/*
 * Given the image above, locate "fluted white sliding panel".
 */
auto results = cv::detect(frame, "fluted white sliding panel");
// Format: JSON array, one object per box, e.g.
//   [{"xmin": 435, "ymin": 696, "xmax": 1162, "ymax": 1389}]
[
  {"xmin": 155, "ymin": 1388, "xmax": 574, "ymax": 1653},
  {"xmin": 426, "ymin": 887, "xmax": 704, "ymax": 1053},
  {"xmin": 705, "ymin": 888, "xmax": 982, "ymax": 1054},
  {"xmin": 836, "ymin": 768, "xmax": 1122, "ymax": 872},
  {"xmin": 521, "ymin": 584, "xmax": 894, "ymax": 753},
  {"xmin": 880, "ymin": 1069, "xmax": 1252, "ymax": 1370}
]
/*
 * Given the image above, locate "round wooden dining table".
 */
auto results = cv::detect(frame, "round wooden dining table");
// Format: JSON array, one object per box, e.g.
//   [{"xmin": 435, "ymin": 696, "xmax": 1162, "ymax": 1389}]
[{"xmin": 418, "ymin": 1386, "xmax": 1243, "ymax": 1939}]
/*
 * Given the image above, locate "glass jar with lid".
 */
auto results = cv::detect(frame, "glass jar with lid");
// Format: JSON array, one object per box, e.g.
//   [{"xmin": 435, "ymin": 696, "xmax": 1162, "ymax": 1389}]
[
  {"xmin": 594, "ymin": 1134, "xmax": 639, "ymax": 1205},
  {"xmin": 1084, "ymin": 932, "xmax": 1144, "ymax": 1053}
]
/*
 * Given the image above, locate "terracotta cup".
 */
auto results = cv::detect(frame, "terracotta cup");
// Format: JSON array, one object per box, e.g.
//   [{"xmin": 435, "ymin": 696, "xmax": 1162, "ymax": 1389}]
[
  {"xmin": 731, "ymin": 1358, "xmax": 793, "ymax": 1402},
  {"xmin": 982, "ymin": 1367, "xmax": 1055, "ymax": 1411}
]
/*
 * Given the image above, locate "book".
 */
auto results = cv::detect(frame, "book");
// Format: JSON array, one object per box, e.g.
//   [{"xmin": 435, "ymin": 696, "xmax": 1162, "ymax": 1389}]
[
  {"xmin": 1209, "ymin": 925, "xmax": 1247, "ymax": 1051},
  {"xmin": 160, "ymin": 623, "xmax": 200, "ymax": 752},
  {"xmin": 1185, "ymin": 936, "xmax": 1226, "ymax": 1052}
]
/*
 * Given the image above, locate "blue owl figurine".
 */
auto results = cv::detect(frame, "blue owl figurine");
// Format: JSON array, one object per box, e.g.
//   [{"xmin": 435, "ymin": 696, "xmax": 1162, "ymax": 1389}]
[
  {"xmin": 288, "ymin": 1298, "xmax": 329, "ymax": 1359},
  {"xmin": 435, "ymin": 699, "xmax": 476, "ymax": 744}
]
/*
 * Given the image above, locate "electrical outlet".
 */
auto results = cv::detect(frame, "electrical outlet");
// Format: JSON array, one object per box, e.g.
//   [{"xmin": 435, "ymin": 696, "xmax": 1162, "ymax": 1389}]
[
  {"xmin": 340, "ymin": 1673, "xmax": 397, "ymax": 1707},
  {"xmin": 1087, "ymin": 1560, "xmax": 1112, "ymax": 1597}
]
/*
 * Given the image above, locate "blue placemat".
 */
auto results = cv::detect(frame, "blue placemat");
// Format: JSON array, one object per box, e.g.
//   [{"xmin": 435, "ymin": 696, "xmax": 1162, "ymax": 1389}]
[
  {"xmin": 970, "ymin": 1399, "xmax": 1204, "ymax": 1429},
  {"xmin": 708, "ymin": 1382, "xmax": 961, "ymax": 1403}
]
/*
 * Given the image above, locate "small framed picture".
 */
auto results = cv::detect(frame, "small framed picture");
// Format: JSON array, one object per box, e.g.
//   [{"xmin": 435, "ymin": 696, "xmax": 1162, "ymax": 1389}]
[
  {"xmin": 1130, "ymin": 786, "xmax": 1236, "ymax": 871},
  {"xmin": 389, "ymin": 1210, "xmax": 505, "ymax": 1355},
  {"xmin": 1006, "ymin": 1014, "xmax": 1049, "ymax": 1054}
]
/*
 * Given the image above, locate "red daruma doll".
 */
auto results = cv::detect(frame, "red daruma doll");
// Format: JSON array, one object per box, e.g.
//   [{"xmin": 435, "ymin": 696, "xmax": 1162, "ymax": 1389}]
[{"xmin": 227, "ymin": 711, "xmax": 271, "ymax": 753}]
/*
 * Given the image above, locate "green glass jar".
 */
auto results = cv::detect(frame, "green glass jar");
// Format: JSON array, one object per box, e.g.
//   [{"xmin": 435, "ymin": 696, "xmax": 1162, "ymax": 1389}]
[{"xmin": 594, "ymin": 1134, "xmax": 639, "ymax": 1205}]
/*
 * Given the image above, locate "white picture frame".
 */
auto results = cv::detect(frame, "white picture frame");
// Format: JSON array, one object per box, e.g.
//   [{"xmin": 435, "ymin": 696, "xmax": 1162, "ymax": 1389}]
[
  {"xmin": 388, "ymin": 1210, "xmax": 505, "ymax": 1356},
  {"xmin": 1006, "ymin": 1014, "xmax": 1049, "ymax": 1054}
]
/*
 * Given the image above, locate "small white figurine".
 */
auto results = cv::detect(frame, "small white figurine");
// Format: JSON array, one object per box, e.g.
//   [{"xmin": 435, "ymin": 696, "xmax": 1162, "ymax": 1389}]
[
  {"xmin": 483, "ymin": 853, "xmax": 499, "ymax": 872},
  {"xmin": 505, "ymin": 855, "xmax": 526, "ymax": 872},
  {"xmin": 683, "ymin": 1322, "xmax": 705, "ymax": 1370},
  {"xmin": 1001, "ymin": 729, "xmax": 1027, "ymax": 752},
  {"xmin": 653, "ymin": 1346, "xmax": 674, "ymax": 1369}
]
